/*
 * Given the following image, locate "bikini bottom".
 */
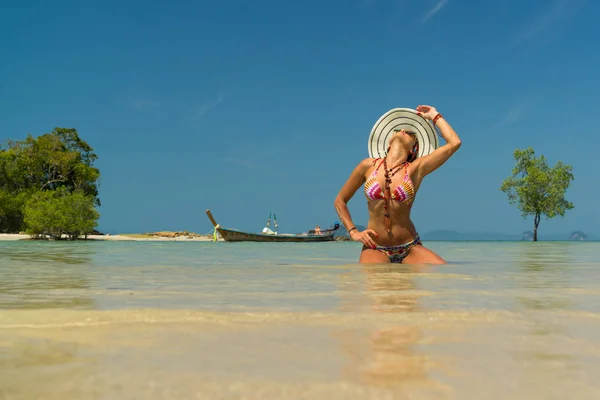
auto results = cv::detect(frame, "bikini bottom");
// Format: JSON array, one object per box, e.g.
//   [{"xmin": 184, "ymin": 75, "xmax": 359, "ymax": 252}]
[{"xmin": 364, "ymin": 235, "xmax": 422, "ymax": 263}]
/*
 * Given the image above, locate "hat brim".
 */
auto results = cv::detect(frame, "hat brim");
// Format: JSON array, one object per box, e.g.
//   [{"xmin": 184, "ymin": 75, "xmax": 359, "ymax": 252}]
[{"xmin": 367, "ymin": 108, "xmax": 439, "ymax": 159}]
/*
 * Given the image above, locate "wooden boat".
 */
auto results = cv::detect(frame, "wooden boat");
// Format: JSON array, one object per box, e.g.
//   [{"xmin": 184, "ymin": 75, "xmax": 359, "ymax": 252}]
[
  {"xmin": 307, "ymin": 222, "xmax": 340, "ymax": 235},
  {"xmin": 205, "ymin": 209, "xmax": 336, "ymax": 242}
]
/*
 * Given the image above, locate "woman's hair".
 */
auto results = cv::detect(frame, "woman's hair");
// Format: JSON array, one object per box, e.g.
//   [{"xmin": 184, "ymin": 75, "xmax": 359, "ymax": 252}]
[{"xmin": 407, "ymin": 139, "xmax": 419, "ymax": 163}]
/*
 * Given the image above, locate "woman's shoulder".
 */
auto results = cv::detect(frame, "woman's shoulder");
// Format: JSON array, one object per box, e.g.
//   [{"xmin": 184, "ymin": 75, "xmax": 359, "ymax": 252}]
[
  {"xmin": 360, "ymin": 157, "xmax": 381, "ymax": 166},
  {"xmin": 355, "ymin": 158, "xmax": 380, "ymax": 172}
]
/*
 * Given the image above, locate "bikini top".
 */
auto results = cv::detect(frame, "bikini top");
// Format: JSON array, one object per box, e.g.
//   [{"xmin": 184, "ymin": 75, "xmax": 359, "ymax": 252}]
[{"xmin": 363, "ymin": 158, "xmax": 416, "ymax": 207}]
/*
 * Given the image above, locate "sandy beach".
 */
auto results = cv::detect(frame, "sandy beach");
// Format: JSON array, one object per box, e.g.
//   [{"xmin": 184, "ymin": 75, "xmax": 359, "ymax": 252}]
[{"xmin": 0, "ymin": 233, "xmax": 219, "ymax": 242}]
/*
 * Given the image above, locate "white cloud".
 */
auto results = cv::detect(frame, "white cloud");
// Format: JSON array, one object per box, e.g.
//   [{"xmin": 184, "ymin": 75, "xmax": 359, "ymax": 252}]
[
  {"xmin": 191, "ymin": 94, "xmax": 225, "ymax": 120},
  {"xmin": 512, "ymin": 0, "xmax": 587, "ymax": 46},
  {"xmin": 422, "ymin": 0, "xmax": 448, "ymax": 24},
  {"xmin": 495, "ymin": 105, "xmax": 527, "ymax": 129}
]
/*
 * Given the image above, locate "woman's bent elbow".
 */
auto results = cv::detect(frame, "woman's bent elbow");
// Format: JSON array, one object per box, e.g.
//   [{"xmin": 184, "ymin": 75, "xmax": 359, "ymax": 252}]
[{"xmin": 334, "ymin": 197, "xmax": 346, "ymax": 210}]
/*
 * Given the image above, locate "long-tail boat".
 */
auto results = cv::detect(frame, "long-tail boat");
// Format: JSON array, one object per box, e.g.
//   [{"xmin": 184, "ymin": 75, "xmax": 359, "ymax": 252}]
[{"xmin": 205, "ymin": 209, "xmax": 336, "ymax": 242}]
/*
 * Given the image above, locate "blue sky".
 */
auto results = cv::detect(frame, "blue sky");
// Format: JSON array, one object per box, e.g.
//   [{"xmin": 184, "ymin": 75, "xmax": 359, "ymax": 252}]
[{"xmin": 1, "ymin": 0, "xmax": 598, "ymax": 236}]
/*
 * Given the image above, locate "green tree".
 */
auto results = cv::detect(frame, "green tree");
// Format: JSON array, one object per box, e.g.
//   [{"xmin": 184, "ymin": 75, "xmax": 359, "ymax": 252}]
[
  {"xmin": 1, "ymin": 128, "xmax": 100, "ymax": 200},
  {"xmin": 23, "ymin": 188, "xmax": 99, "ymax": 240},
  {"xmin": 0, "ymin": 127, "xmax": 100, "ymax": 235},
  {"xmin": 0, "ymin": 190, "xmax": 30, "ymax": 232},
  {"xmin": 500, "ymin": 147, "xmax": 574, "ymax": 241}
]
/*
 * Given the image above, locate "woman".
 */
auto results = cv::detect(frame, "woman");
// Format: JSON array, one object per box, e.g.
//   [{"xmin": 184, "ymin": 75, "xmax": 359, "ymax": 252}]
[{"xmin": 334, "ymin": 105, "xmax": 461, "ymax": 264}]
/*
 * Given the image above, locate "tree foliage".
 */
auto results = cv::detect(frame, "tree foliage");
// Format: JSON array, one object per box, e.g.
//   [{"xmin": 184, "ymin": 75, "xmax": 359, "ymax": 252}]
[
  {"xmin": 0, "ymin": 128, "xmax": 100, "ymax": 237},
  {"xmin": 500, "ymin": 147, "xmax": 574, "ymax": 241},
  {"xmin": 23, "ymin": 188, "xmax": 99, "ymax": 240}
]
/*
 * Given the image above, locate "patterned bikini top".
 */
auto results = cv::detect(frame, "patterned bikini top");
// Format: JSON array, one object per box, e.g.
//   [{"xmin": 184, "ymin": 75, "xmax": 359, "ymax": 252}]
[{"xmin": 363, "ymin": 158, "xmax": 416, "ymax": 207}]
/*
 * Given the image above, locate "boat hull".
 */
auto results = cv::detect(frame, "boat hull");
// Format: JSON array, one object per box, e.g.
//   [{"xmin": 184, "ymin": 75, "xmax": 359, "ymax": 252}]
[{"xmin": 217, "ymin": 227, "xmax": 335, "ymax": 242}]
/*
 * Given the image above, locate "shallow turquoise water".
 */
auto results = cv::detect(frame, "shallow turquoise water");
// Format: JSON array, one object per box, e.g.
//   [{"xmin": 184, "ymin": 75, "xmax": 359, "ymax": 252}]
[
  {"xmin": 1, "ymin": 240, "xmax": 599, "ymax": 312},
  {"xmin": 1, "ymin": 240, "xmax": 600, "ymax": 399}
]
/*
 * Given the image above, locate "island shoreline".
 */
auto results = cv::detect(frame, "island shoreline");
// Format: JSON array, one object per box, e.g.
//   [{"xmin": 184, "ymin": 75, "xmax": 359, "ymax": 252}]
[{"xmin": 0, "ymin": 233, "xmax": 220, "ymax": 242}]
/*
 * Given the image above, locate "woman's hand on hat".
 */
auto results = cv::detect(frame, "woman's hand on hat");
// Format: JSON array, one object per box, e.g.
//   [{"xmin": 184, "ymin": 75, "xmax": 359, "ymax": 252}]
[
  {"xmin": 350, "ymin": 228, "xmax": 379, "ymax": 249},
  {"xmin": 416, "ymin": 105, "xmax": 438, "ymax": 120}
]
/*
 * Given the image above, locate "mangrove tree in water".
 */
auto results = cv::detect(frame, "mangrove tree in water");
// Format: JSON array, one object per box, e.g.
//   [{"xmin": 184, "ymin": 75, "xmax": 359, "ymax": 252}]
[{"xmin": 500, "ymin": 147, "xmax": 574, "ymax": 242}]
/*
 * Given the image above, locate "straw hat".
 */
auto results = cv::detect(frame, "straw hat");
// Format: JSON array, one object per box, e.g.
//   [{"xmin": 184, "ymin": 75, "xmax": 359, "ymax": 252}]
[{"xmin": 367, "ymin": 108, "xmax": 440, "ymax": 159}]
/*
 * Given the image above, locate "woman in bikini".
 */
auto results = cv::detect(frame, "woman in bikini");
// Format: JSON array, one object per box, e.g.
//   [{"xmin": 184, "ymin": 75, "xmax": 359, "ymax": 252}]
[{"xmin": 334, "ymin": 105, "xmax": 462, "ymax": 264}]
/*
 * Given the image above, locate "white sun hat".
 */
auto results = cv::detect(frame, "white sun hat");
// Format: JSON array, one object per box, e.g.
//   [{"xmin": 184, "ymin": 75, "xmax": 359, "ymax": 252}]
[{"xmin": 367, "ymin": 108, "xmax": 440, "ymax": 159}]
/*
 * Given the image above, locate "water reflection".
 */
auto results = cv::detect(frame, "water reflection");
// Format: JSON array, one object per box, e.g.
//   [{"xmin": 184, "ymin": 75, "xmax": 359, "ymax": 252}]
[
  {"xmin": 0, "ymin": 243, "xmax": 96, "ymax": 309},
  {"xmin": 4, "ymin": 242, "xmax": 94, "ymax": 265},
  {"xmin": 511, "ymin": 243, "xmax": 581, "ymax": 383},
  {"xmin": 514, "ymin": 243, "xmax": 573, "ymax": 311},
  {"xmin": 363, "ymin": 264, "xmax": 422, "ymax": 313},
  {"xmin": 337, "ymin": 264, "xmax": 438, "ymax": 390}
]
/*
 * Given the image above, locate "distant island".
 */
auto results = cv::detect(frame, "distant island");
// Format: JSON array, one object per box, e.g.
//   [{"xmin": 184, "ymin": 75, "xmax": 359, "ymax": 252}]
[
  {"xmin": 420, "ymin": 230, "xmax": 595, "ymax": 241},
  {"xmin": 522, "ymin": 231, "xmax": 534, "ymax": 241},
  {"xmin": 423, "ymin": 230, "xmax": 519, "ymax": 241},
  {"xmin": 331, "ymin": 227, "xmax": 595, "ymax": 241},
  {"xmin": 520, "ymin": 230, "xmax": 590, "ymax": 241},
  {"xmin": 568, "ymin": 231, "xmax": 588, "ymax": 241}
]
